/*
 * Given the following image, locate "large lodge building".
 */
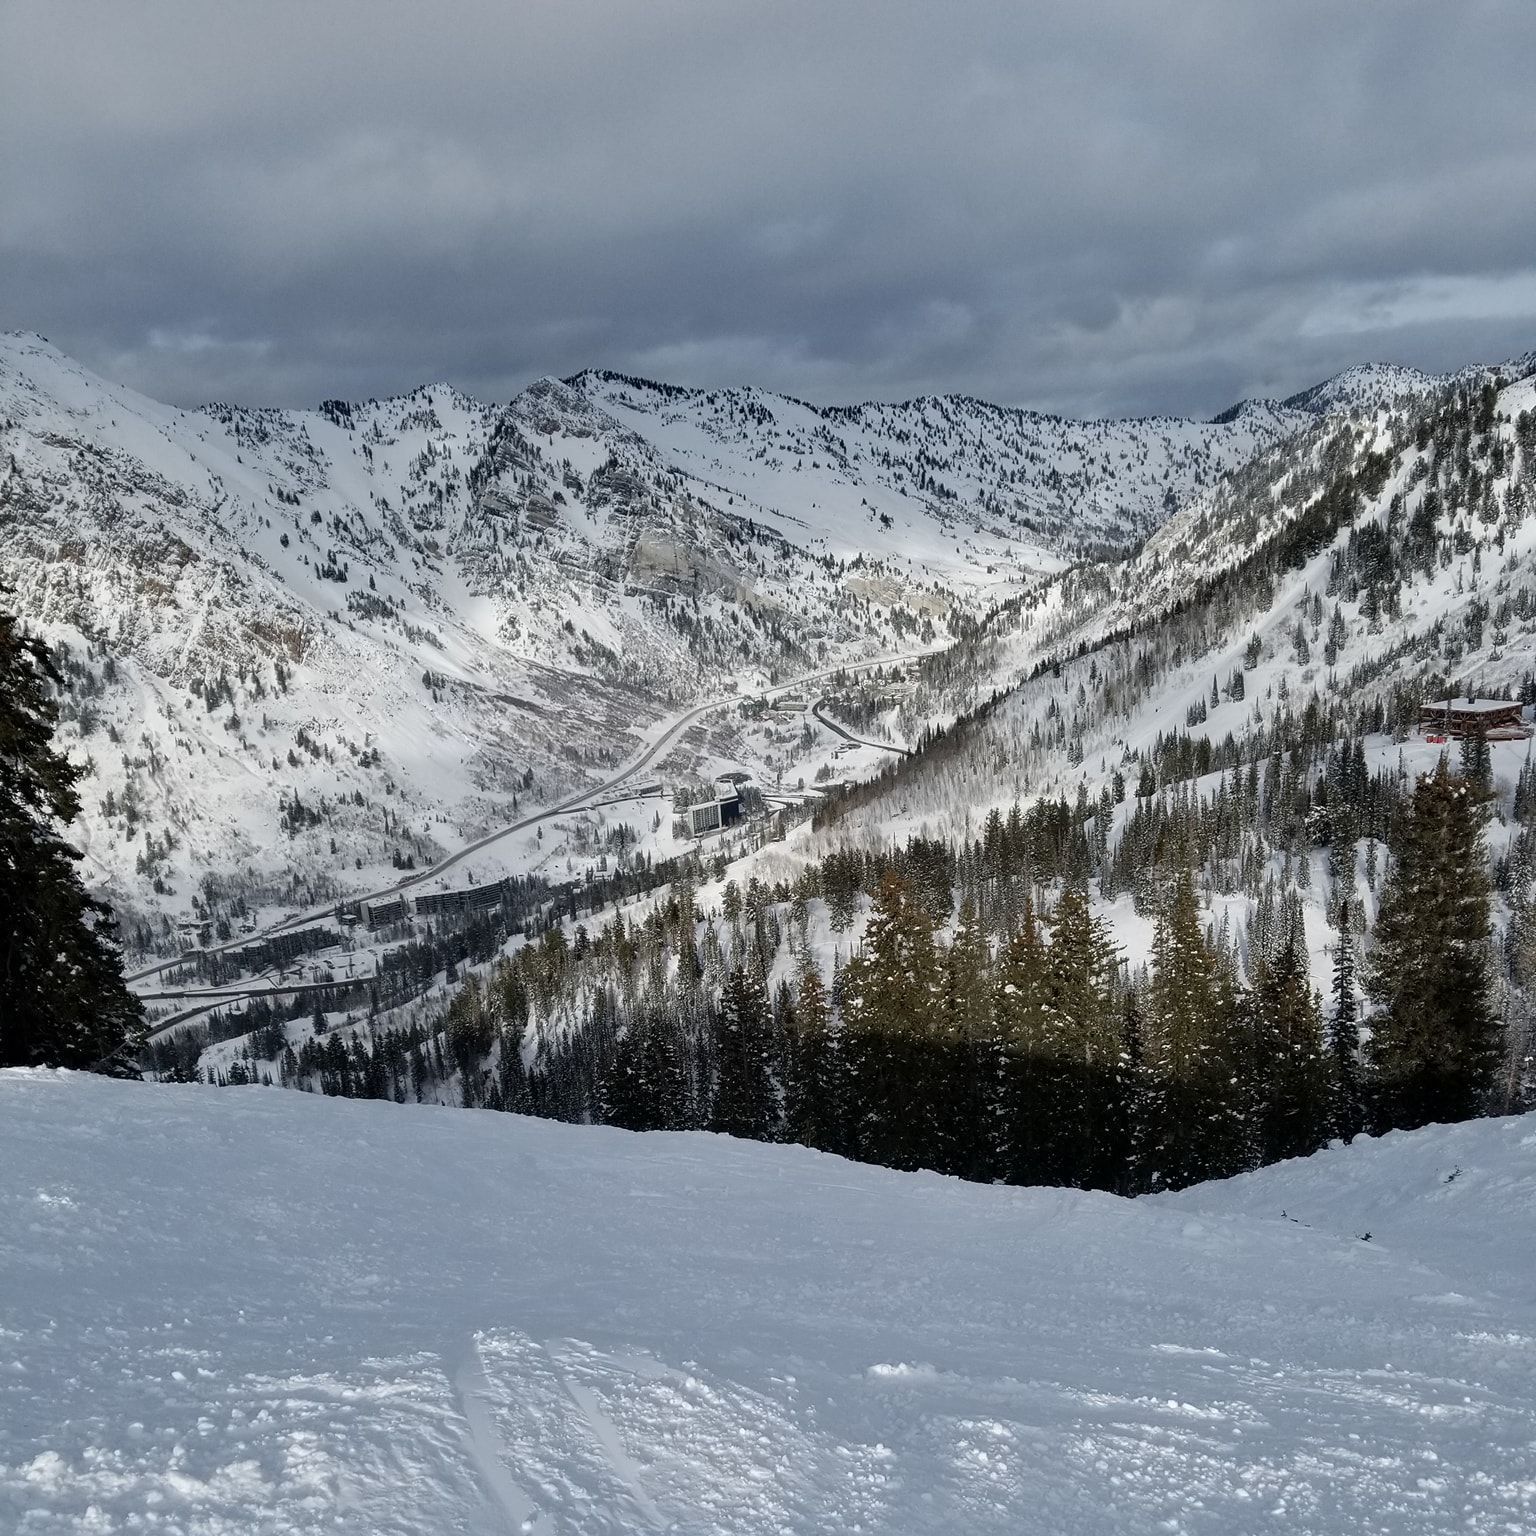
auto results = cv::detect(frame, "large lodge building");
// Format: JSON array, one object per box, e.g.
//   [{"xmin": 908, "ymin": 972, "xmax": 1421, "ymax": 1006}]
[{"xmin": 1418, "ymin": 697, "xmax": 1530, "ymax": 741}]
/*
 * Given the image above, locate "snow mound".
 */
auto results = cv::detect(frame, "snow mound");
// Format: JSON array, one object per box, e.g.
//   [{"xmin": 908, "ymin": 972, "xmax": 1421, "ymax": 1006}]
[
  {"xmin": 3, "ymin": 1071, "xmax": 1534, "ymax": 1534},
  {"xmin": 1171, "ymin": 1114, "xmax": 1536, "ymax": 1296}
]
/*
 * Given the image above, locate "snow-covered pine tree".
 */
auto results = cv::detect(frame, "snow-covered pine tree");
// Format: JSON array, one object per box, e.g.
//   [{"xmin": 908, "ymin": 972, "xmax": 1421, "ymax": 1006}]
[
  {"xmin": 607, "ymin": 1002, "xmax": 688, "ymax": 1132},
  {"xmin": 1328, "ymin": 901, "xmax": 1363, "ymax": 1139},
  {"xmin": 1502, "ymin": 891, "xmax": 1536, "ymax": 1114}
]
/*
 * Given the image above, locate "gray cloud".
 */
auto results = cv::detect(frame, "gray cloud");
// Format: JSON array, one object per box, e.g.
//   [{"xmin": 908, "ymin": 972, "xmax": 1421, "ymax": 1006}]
[{"xmin": 3, "ymin": 0, "xmax": 1534, "ymax": 417}]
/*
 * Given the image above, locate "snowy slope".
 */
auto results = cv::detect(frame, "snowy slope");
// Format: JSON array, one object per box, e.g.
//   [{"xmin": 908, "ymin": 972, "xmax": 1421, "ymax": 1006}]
[
  {"xmin": 1172, "ymin": 1111, "xmax": 1536, "ymax": 1296},
  {"xmin": 3, "ymin": 1070, "xmax": 1535, "ymax": 1535},
  {"xmin": 2, "ymin": 331, "xmax": 1528, "ymax": 944},
  {"xmin": 0, "ymin": 336, "xmax": 1007, "ymax": 936},
  {"xmin": 1281, "ymin": 362, "xmax": 1448, "ymax": 415},
  {"xmin": 2, "ymin": 331, "xmax": 1301, "ymax": 938},
  {"xmin": 576, "ymin": 369, "xmax": 1311, "ymax": 559},
  {"xmin": 1281, "ymin": 352, "xmax": 1536, "ymax": 416}
]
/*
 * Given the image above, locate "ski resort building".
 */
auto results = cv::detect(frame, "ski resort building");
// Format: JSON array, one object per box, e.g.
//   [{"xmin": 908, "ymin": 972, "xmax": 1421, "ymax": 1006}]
[
  {"xmin": 349, "ymin": 877, "xmax": 531, "ymax": 930},
  {"xmin": 680, "ymin": 777, "xmax": 747, "ymax": 837},
  {"xmin": 413, "ymin": 883, "xmax": 507, "ymax": 921},
  {"xmin": 1419, "ymin": 697, "xmax": 1529, "ymax": 740},
  {"xmin": 359, "ymin": 895, "xmax": 408, "ymax": 929}
]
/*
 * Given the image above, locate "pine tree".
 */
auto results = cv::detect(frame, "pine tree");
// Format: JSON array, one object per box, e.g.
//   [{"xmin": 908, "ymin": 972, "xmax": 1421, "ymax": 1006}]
[
  {"xmin": 1246, "ymin": 909, "xmax": 1331, "ymax": 1163},
  {"xmin": 993, "ymin": 887, "xmax": 1049, "ymax": 1183},
  {"xmin": 1, "ymin": 601, "xmax": 145, "ymax": 1070},
  {"xmin": 1328, "ymin": 901, "xmax": 1362, "ymax": 1138},
  {"xmin": 785, "ymin": 947, "xmax": 846, "ymax": 1151},
  {"xmin": 1140, "ymin": 868, "xmax": 1250, "ymax": 1188},
  {"xmin": 1460, "ymin": 730, "xmax": 1493, "ymax": 795},
  {"xmin": 936, "ymin": 895, "xmax": 993, "ymax": 1178},
  {"xmin": 607, "ymin": 1004, "xmax": 686, "ymax": 1131},
  {"xmin": 1502, "ymin": 892, "xmax": 1536, "ymax": 1114},
  {"xmin": 1366, "ymin": 761, "xmax": 1499, "ymax": 1131},
  {"xmin": 711, "ymin": 960, "xmax": 775, "ymax": 1139},
  {"xmin": 842, "ymin": 872, "xmax": 943, "ymax": 1171},
  {"xmin": 496, "ymin": 1022, "xmax": 533, "ymax": 1115},
  {"xmin": 1040, "ymin": 884, "xmax": 1128, "ymax": 1188}
]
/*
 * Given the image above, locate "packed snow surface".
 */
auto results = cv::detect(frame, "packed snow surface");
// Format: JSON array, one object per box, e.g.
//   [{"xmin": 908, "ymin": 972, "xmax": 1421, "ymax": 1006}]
[{"xmin": 3, "ymin": 1073, "xmax": 1535, "ymax": 1534}]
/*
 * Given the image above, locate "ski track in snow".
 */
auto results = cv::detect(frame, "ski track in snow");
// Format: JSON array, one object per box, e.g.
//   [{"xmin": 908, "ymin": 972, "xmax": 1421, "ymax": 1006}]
[
  {"xmin": 449, "ymin": 1338, "xmax": 549, "ymax": 1534},
  {"xmin": 3, "ymin": 1071, "xmax": 1536, "ymax": 1533}
]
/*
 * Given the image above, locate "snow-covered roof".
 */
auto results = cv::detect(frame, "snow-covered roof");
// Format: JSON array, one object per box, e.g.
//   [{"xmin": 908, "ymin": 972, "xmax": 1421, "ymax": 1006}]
[{"xmin": 1422, "ymin": 698, "xmax": 1521, "ymax": 713}]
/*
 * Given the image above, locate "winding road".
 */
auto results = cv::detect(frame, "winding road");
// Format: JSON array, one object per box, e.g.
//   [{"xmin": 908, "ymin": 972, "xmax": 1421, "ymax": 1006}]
[
  {"xmin": 129, "ymin": 648, "xmax": 933, "ymax": 998},
  {"xmin": 811, "ymin": 698, "xmax": 912, "ymax": 757}
]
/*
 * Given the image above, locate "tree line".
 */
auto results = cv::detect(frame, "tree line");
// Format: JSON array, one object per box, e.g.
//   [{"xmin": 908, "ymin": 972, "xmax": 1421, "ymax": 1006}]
[{"xmin": 260, "ymin": 752, "xmax": 1523, "ymax": 1193}]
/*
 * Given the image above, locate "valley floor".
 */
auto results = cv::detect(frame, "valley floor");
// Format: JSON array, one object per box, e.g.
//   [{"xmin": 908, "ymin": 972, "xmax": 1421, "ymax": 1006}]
[{"xmin": 2, "ymin": 1073, "xmax": 1534, "ymax": 1534}]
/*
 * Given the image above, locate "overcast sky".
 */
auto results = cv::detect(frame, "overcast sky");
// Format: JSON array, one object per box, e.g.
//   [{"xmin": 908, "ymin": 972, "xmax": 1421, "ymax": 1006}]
[{"xmin": 4, "ymin": 1, "xmax": 1535, "ymax": 419}]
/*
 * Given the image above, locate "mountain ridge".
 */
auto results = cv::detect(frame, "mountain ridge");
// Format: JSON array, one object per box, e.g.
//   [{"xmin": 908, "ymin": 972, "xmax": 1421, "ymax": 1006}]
[
  {"xmin": 3, "ymin": 330, "xmax": 1531, "ymax": 945},
  {"xmin": 0, "ymin": 331, "xmax": 1317, "ymax": 937}
]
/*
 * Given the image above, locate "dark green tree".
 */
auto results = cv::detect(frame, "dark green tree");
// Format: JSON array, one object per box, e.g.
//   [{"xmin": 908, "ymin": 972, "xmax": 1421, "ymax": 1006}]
[
  {"xmin": 607, "ymin": 1003, "xmax": 686, "ymax": 1131},
  {"xmin": 711, "ymin": 960, "xmax": 775, "ymax": 1139},
  {"xmin": 1328, "ymin": 902, "xmax": 1362, "ymax": 1138},
  {"xmin": 1246, "ymin": 910, "xmax": 1331, "ymax": 1163},
  {"xmin": 1140, "ymin": 868, "xmax": 1250, "ymax": 1188},
  {"xmin": 936, "ymin": 895, "xmax": 993, "ymax": 1178},
  {"xmin": 0, "ymin": 603, "xmax": 144, "ymax": 1069},
  {"xmin": 1040, "ymin": 884, "xmax": 1128, "ymax": 1188},
  {"xmin": 842, "ymin": 872, "xmax": 943, "ymax": 1171},
  {"xmin": 785, "ymin": 946, "xmax": 847, "ymax": 1153},
  {"xmin": 993, "ymin": 887, "xmax": 1049, "ymax": 1183},
  {"xmin": 1366, "ymin": 761, "xmax": 1499, "ymax": 1130}
]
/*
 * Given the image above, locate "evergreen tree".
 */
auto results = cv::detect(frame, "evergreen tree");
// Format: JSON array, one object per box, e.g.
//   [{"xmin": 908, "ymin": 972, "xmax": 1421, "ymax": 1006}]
[
  {"xmin": 1328, "ymin": 901, "xmax": 1362, "ymax": 1138},
  {"xmin": 1246, "ymin": 909, "xmax": 1331, "ymax": 1163},
  {"xmin": 1040, "ymin": 884, "xmax": 1128, "ymax": 1188},
  {"xmin": 1, "ymin": 601, "xmax": 145, "ymax": 1069},
  {"xmin": 993, "ymin": 887, "xmax": 1049, "ymax": 1183},
  {"xmin": 842, "ymin": 872, "xmax": 943, "ymax": 1171},
  {"xmin": 607, "ymin": 1004, "xmax": 686, "ymax": 1131},
  {"xmin": 711, "ymin": 960, "xmax": 775, "ymax": 1139},
  {"xmin": 1366, "ymin": 761, "xmax": 1499, "ymax": 1130},
  {"xmin": 1460, "ymin": 730, "xmax": 1493, "ymax": 795},
  {"xmin": 1501, "ymin": 891, "xmax": 1536, "ymax": 1114},
  {"xmin": 937, "ymin": 895, "xmax": 993, "ymax": 1178},
  {"xmin": 495, "ymin": 1022, "xmax": 534, "ymax": 1115},
  {"xmin": 1140, "ymin": 868, "xmax": 1250, "ymax": 1188},
  {"xmin": 785, "ymin": 947, "xmax": 847, "ymax": 1151}
]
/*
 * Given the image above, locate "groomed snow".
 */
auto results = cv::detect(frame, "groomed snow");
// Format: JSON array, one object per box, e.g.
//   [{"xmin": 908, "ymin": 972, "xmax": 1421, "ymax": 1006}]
[{"xmin": 3, "ymin": 1073, "xmax": 1535, "ymax": 1534}]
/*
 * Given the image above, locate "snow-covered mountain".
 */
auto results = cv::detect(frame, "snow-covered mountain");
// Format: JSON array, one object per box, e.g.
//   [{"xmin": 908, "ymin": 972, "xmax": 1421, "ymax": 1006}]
[
  {"xmin": 0, "ymin": 333, "xmax": 1318, "ymax": 942},
  {"xmin": 770, "ymin": 350, "xmax": 1536, "ymax": 1067},
  {"xmin": 4, "ymin": 330, "xmax": 1529, "ymax": 949},
  {"xmin": 4, "ymin": 1069, "xmax": 1534, "ymax": 1534},
  {"xmin": 1281, "ymin": 353, "xmax": 1536, "ymax": 416},
  {"xmin": 571, "ymin": 367, "xmax": 1310, "ymax": 554},
  {"xmin": 923, "ymin": 350, "xmax": 1536, "ymax": 717}
]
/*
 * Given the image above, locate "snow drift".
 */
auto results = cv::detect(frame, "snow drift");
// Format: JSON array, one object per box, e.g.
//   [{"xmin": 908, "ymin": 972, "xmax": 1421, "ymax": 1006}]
[{"xmin": 2, "ymin": 1072, "xmax": 1534, "ymax": 1533}]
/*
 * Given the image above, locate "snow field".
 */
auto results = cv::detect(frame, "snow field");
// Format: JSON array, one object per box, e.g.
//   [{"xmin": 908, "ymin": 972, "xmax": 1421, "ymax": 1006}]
[{"xmin": 3, "ymin": 1071, "xmax": 1535, "ymax": 1534}]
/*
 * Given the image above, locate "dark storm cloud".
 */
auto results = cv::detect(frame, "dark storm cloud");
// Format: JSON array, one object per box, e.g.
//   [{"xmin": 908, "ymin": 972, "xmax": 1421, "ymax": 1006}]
[{"xmin": 3, "ymin": 0, "xmax": 1535, "ymax": 417}]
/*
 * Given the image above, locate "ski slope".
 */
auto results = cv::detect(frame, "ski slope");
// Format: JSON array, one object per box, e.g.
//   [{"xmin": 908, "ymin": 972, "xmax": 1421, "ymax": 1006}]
[{"xmin": 3, "ymin": 1071, "xmax": 1534, "ymax": 1534}]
